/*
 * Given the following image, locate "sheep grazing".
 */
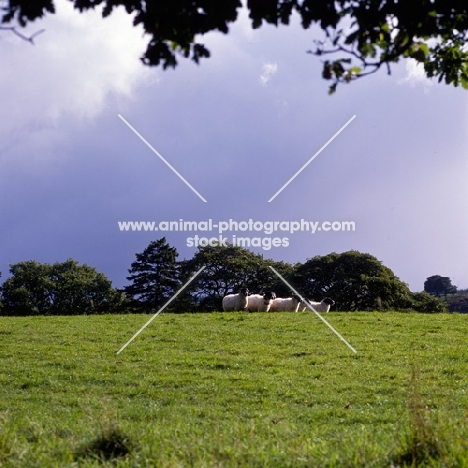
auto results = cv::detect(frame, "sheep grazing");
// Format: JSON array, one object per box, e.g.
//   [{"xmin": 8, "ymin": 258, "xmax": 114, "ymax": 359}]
[
  {"xmin": 270, "ymin": 294, "xmax": 302, "ymax": 312},
  {"xmin": 299, "ymin": 297, "xmax": 335, "ymax": 313},
  {"xmin": 222, "ymin": 287, "xmax": 249, "ymax": 311},
  {"xmin": 247, "ymin": 291, "xmax": 276, "ymax": 312}
]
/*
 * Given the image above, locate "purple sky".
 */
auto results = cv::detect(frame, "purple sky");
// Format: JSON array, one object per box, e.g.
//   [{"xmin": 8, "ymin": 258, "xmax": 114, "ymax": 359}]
[{"xmin": 1, "ymin": 1, "xmax": 467, "ymax": 293}]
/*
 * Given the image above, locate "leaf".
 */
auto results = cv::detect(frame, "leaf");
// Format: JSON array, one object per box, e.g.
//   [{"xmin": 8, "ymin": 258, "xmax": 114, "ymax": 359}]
[{"xmin": 460, "ymin": 74, "xmax": 468, "ymax": 89}]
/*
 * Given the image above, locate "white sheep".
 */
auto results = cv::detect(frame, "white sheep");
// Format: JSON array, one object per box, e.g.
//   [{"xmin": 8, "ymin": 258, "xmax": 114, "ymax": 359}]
[
  {"xmin": 270, "ymin": 294, "xmax": 302, "ymax": 312},
  {"xmin": 222, "ymin": 287, "xmax": 249, "ymax": 311},
  {"xmin": 247, "ymin": 291, "xmax": 276, "ymax": 312},
  {"xmin": 298, "ymin": 297, "xmax": 335, "ymax": 313}
]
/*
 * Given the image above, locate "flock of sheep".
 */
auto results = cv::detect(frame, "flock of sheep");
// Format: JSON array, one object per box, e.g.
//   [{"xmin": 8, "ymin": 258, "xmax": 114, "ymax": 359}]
[{"xmin": 222, "ymin": 288, "xmax": 335, "ymax": 313}]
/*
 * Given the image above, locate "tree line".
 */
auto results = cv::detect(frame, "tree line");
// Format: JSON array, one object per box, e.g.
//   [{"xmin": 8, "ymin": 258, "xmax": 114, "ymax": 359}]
[{"xmin": 0, "ymin": 238, "xmax": 454, "ymax": 315}]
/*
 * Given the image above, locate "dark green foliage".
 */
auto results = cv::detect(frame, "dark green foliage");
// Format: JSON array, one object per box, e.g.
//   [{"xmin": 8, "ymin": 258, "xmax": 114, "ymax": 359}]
[
  {"xmin": 0, "ymin": 259, "xmax": 124, "ymax": 315},
  {"xmin": 312, "ymin": 0, "xmax": 468, "ymax": 93},
  {"xmin": 292, "ymin": 250, "xmax": 414, "ymax": 311},
  {"xmin": 124, "ymin": 237, "xmax": 180, "ymax": 311},
  {"xmin": 447, "ymin": 290, "xmax": 468, "ymax": 313},
  {"xmin": 178, "ymin": 243, "xmax": 295, "ymax": 311},
  {"xmin": 48, "ymin": 259, "xmax": 124, "ymax": 314},
  {"xmin": 424, "ymin": 275, "xmax": 457, "ymax": 299},
  {"xmin": 2, "ymin": 1, "xmax": 468, "ymax": 93},
  {"xmin": 1, "ymin": 0, "xmax": 55, "ymax": 27},
  {"xmin": 410, "ymin": 291, "xmax": 447, "ymax": 313},
  {"xmin": 0, "ymin": 261, "xmax": 52, "ymax": 315},
  {"xmin": 263, "ymin": 259, "xmax": 298, "ymax": 297},
  {"xmin": 181, "ymin": 244, "xmax": 269, "ymax": 311},
  {"xmin": 0, "ymin": 244, "xmax": 456, "ymax": 314}
]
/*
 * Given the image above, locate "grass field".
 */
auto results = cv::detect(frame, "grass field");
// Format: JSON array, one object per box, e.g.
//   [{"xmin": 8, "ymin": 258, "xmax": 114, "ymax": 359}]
[{"xmin": 1, "ymin": 311, "xmax": 468, "ymax": 467}]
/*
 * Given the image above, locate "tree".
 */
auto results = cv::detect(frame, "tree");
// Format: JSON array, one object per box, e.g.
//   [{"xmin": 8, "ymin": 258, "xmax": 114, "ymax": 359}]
[
  {"xmin": 2, "ymin": 1, "xmax": 467, "ymax": 93},
  {"xmin": 1, "ymin": 261, "xmax": 54, "ymax": 315},
  {"xmin": 124, "ymin": 237, "xmax": 180, "ymax": 310},
  {"xmin": 292, "ymin": 250, "xmax": 414, "ymax": 311},
  {"xmin": 47, "ymin": 259, "xmax": 123, "ymax": 314},
  {"xmin": 181, "ymin": 244, "xmax": 266, "ymax": 311},
  {"xmin": 447, "ymin": 291, "xmax": 468, "ymax": 313},
  {"xmin": 410, "ymin": 291, "xmax": 447, "ymax": 313},
  {"xmin": 0, "ymin": 259, "xmax": 123, "ymax": 315},
  {"xmin": 424, "ymin": 275, "xmax": 457, "ymax": 299},
  {"xmin": 291, "ymin": 251, "xmax": 447, "ymax": 312},
  {"xmin": 180, "ymin": 243, "xmax": 293, "ymax": 311}
]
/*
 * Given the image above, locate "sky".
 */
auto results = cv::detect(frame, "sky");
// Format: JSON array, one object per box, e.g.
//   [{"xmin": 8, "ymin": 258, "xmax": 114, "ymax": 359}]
[{"xmin": 1, "ymin": 0, "xmax": 467, "ymax": 294}]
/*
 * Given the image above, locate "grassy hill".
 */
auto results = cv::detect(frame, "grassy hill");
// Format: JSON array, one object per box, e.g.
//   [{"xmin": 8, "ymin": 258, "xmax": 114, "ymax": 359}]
[{"xmin": 1, "ymin": 312, "xmax": 467, "ymax": 467}]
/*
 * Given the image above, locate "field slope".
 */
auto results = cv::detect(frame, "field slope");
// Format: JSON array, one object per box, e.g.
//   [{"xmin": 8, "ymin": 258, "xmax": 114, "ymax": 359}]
[{"xmin": 1, "ymin": 312, "xmax": 467, "ymax": 467}]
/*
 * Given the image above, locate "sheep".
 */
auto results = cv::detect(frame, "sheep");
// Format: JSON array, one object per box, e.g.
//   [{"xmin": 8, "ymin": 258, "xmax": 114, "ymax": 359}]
[
  {"xmin": 270, "ymin": 294, "xmax": 302, "ymax": 312},
  {"xmin": 298, "ymin": 297, "xmax": 335, "ymax": 313},
  {"xmin": 247, "ymin": 291, "xmax": 276, "ymax": 312},
  {"xmin": 222, "ymin": 287, "xmax": 249, "ymax": 311}
]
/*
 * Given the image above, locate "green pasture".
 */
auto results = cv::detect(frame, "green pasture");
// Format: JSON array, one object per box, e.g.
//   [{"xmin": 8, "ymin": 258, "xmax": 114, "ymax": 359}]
[{"xmin": 0, "ymin": 312, "xmax": 467, "ymax": 467}]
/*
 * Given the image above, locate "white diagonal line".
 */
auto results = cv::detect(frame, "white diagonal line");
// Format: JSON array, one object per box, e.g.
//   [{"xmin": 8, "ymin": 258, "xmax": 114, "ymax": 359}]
[
  {"xmin": 268, "ymin": 115, "xmax": 356, "ymax": 202},
  {"xmin": 268, "ymin": 266, "xmax": 357, "ymax": 354},
  {"xmin": 117, "ymin": 266, "xmax": 206, "ymax": 354},
  {"xmin": 118, "ymin": 114, "xmax": 207, "ymax": 203}
]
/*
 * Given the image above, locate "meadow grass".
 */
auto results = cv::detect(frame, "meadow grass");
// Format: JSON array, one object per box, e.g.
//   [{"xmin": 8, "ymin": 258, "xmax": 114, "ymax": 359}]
[{"xmin": 0, "ymin": 311, "xmax": 467, "ymax": 467}]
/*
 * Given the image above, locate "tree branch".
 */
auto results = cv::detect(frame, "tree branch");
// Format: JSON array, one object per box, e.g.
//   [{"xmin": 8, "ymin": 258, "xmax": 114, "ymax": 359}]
[{"xmin": 0, "ymin": 26, "xmax": 45, "ymax": 44}]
